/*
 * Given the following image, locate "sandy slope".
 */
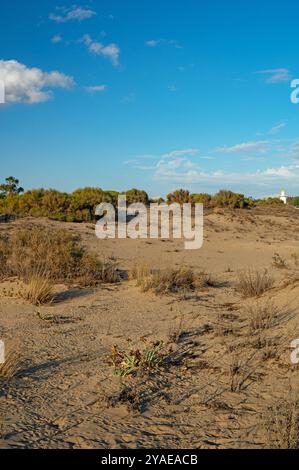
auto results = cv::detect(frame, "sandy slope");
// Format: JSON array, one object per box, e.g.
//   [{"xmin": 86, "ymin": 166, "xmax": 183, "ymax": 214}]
[{"xmin": 1, "ymin": 207, "xmax": 299, "ymax": 448}]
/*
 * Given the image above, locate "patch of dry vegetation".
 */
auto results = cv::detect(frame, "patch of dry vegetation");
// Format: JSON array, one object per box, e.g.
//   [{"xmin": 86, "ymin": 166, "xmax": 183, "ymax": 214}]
[
  {"xmin": 0, "ymin": 227, "xmax": 120, "ymax": 294},
  {"xmin": 0, "ymin": 351, "xmax": 20, "ymax": 381},
  {"xmin": 130, "ymin": 264, "xmax": 215, "ymax": 295},
  {"xmin": 245, "ymin": 300, "xmax": 280, "ymax": 332},
  {"xmin": 263, "ymin": 394, "xmax": 299, "ymax": 448},
  {"xmin": 20, "ymin": 274, "xmax": 54, "ymax": 306},
  {"xmin": 236, "ymin": 269, "xmax": 274, "ymax": 298}
]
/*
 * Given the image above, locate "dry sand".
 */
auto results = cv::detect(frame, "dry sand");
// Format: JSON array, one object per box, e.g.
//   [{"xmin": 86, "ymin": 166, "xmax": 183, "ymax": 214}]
[{"xmin": 1, "ymin": 206, "xmax": 299, "ymax": 448}]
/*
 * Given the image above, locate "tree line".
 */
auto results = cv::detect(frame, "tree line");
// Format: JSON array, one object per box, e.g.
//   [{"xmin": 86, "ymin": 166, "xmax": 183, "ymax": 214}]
[{"xmin": 0, "ymin": 177, "xmax": 293, "ymax": 223}]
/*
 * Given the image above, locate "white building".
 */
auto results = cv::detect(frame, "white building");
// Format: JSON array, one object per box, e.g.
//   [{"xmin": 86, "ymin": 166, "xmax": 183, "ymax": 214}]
[{"xmin": 279, "ymin": 189, "xmax": 288, "ymax": 205}]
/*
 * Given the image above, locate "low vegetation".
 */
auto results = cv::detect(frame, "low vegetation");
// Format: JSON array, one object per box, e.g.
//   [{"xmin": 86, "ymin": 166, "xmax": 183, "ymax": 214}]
[
  {"xmin": 0, "ymin": 351, "xmax": 20, "ymax": 381},
  {"xmin": 1, "ymin": 177, "xmax": 294, "ymax": 225},
  {"xmin": 263, "ymin": 395, "xmax": 299, "ymax": 449},
  {"xmin": 111, "ymin": 340, "xmax": 171, "ymax": 377},
  {"xmin": 0, "ymin": 178, "xmax": 149, "ymax": 222},
  {"xmin": 130, "ymin": 265, "xmax": 214, "ymax": 295},
  {"xmin": 236, "ymin": 269, "xmax": 274, "ymax": 298},
  {"xmin": 21, "ymin": 274, "xmax": 54, "ymax": 306},
  {"xmin": 0, "ymin": 227, "xmax": 120, "ymax": 304},
  {"xmin": 245, "ymin": 301, "xmax": 280, "ymax": 332}
]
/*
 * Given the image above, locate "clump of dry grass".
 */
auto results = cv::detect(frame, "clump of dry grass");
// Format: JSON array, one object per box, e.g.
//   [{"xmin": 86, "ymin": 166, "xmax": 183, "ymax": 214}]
[
  {"xmin": 131, "ymin": 265, "xmax": 214, "ymax": 295},
  {"xmin": 0, "ymin": 351, "xmax": 20, "ymax": 381},
  {"xmin": 0, "ymin": 227, "xmax": 120, "ymax": 287},
  {"xmin": 129, "ymin": 264, "xmax": 151, "ymax": 283},
  {"xmin": 21, "ymin": 274, "xmax": 53, "ymax": 306},
  {"xmin": 245, "ymin": 300, "xmax": 279, "ymax": 332},
  {"xmin": 228, "ymin": 351, "xmax": 259, "ymax": 392},
  {"xmin": 263, "ymin": 395, "xmax": 299, "ymax": 448},
  {"xmin": 236, "ymin": 269, "xmax": 274, "ymax": 298},
  {"xmin": 0, "ymin": 235, "xmax": 10, "ymax": 280}
]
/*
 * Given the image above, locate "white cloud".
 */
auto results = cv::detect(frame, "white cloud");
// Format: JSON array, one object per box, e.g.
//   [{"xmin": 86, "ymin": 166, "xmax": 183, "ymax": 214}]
[
  {"xmin": 145, "ymin": 39, "xmax": 161, "ymax": 47},
  {"xmin": 51, "ymin": 34, "xmax": 62, "ymax": 44},
  {"xmin": 162, "ymin": 149, "xmax": 199, "ymax": 159},
  {"xmin": 0, "ymin": 59, "xmax": 74, "ymax": 104},
  {"xmin": 255, "ymin": 68, "xmax": 292, "ymax": 84},
  {"xmin": 49, "ymin": 6, "xmax": 96, "ymax": 23},
  {"xmin": 126, "ymin": 148, "xmax": 299, "ymax": 194},
  {"xmin": 86, "ymin": 84, "xmax": 107, "ymax": 93},
  {"xmin": 145, "ymin": 39, "xmax": 182, "ymax": 49},
  {"xmin": 81, "ymin": 34, "xmax": 120, "ymax": 66},
  {"xmin": 215, "ymin": 141, "xmax": 270, "ymax": 154},
  {"xmin": 268, "ymin": 121, "xmax": 287, "ymax": 135}
]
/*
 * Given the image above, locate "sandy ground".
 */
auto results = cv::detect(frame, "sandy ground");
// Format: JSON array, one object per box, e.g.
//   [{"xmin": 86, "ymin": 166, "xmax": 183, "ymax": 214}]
[{"xmin": 1, "ymin": 206, "xmax": 299, "ymax": 448}]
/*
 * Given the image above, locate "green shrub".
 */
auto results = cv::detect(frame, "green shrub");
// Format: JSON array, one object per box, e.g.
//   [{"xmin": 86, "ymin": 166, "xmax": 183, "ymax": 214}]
[
  {"xmin": 125, "ymin": 188, "xmax": 149, "ymax": 205},
  {"xmin": 212, "ymin": 190, "xmax": 251, "ymax": 208},
  {"xmin": 255, "ymin": 197, "xmax": 284, "ymax": 206},
  {"xmin": 167, "ymin": 189, "xmax": 192, "ymax": 204},
  {"xmin": 191, "ymin": 193, "xmax": 212, "ymax": 206}
]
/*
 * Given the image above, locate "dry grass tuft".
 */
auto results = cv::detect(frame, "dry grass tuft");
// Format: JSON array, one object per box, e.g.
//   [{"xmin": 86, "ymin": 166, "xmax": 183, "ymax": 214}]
[
  {"xmin": 0, "ymin": 351, "xmax": 20, "ymax": 381},
  {"xmin": 0, "ymin": 227, "xmax": 120, "ymax": 287},
  {"xmin": 129, "ymin": 264, "xmax": 151, "ymax": 283},
  {"xmin": 21, "ymin": 274, "xmax": 54, "ymax": 305},
  {"xmin": 228, "ymin": 351, "xmax": 259, "ymax": 392},
  {"xmin": 131, "ymin": 265, "xmax": 214, "ymax": 295},
  {"xmin": 236, "ymin": 269, "xmax": 274, "ymax": 298},
  {"xmin": 245, "ymin": 300, "xmax": 279, "ymax": 332},
  {"xmin": 263, "ymin": 395, "xmax": 299, "ymax": 448}
]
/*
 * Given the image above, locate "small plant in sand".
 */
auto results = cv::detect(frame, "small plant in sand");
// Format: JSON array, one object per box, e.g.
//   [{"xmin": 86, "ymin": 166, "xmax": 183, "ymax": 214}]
[
  {"xmin": 236, "ymin": 268, "xmax": 274, "ymax": 298},
  {"xmin": 0, "ymin": 351, "xmax": 20, "ymax": 381},
  {"xmin": 131, "ymin": 265, "xmax": 214, "ymax": 295},
  {"xmin": 111, "ymin": 340, "xmax": 171, "ymax": 377},
  {"xmin": 245, "ymin": 300, "xmax": 279, "ymax": 333},
  {"xmin": 228, "ymin": 351, "xmax": 259, "ymax": 393},
  {"xmin": 263, "ymin": 394, "xmax": 299, "ymax": 448},
  {"xmin": 21, "ymin": 274, "xmax": 54, "ymax": 306},
  {"xmin": 272, "ymin": 253, "xmax": 288, "ymax": 269}
]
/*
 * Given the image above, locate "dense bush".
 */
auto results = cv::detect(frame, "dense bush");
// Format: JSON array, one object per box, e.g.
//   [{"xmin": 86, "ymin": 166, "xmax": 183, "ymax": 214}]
[
  {"xmin": 288, "ymin": 196, "xmax": 299, "ymax": 207},
  {"xmin": 125, "ymin": 188, "xmax": 149, "ymax": 205},
  {"xmin": 167, "ymin": 189, "xmax": 192, "ymax": 204},
  {"xmin": 0, "ymin": 178, "xmax": 149, "ymax": 222},
  {"xmin": 191, "ymin": 193, "xmax": 212, "ymax": 206},
  {"xmin": 255, "ymin": 197, "xmax": 284, "ymax": 206},
  {"xmin": 212, "ymin": 190, "xmax": 251, "ymax": 208}
]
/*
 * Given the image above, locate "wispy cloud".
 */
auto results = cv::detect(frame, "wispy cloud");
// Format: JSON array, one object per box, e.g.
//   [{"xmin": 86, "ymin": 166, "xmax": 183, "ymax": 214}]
[
  {"xmin": 85, "ymin": 84, "xmax": 107, "ymax": 93},
  {"xmin": 145, "ymin": 39, "xmax": 182, "ymax": 49},
  {"xmin": 162, "ymin": 149, "xmax": 199, "ymax": 158},
  {"xmin": 255, "ymin": 68, "xmax": 292, "ymax": 84},
  {"xmin": 0, "ymin": 59, "xmax": 74, "ymax": 104},
  {"xmin": 51, "ymin": 34, "xmax": 62, "ymax": 44},
  {"xmin": 49, "ymin": 6, "xmax": 96, "ymax": 23},
  {"xmin": 268, "ymin": 121, "xmax": 287, "ymax": 135},
  {"xmin": 215, "ymin": 141, "xmax": 270, "ymax": 154},
  {"xmin": 81, "ymin": 34, "xmax": 120, "ymax": 66}
]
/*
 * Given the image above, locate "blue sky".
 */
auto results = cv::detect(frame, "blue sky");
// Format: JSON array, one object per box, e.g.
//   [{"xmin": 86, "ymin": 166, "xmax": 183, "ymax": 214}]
[{"xmin": 0, "ymin": 0, "xmax": 299, "ymax": 198}]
